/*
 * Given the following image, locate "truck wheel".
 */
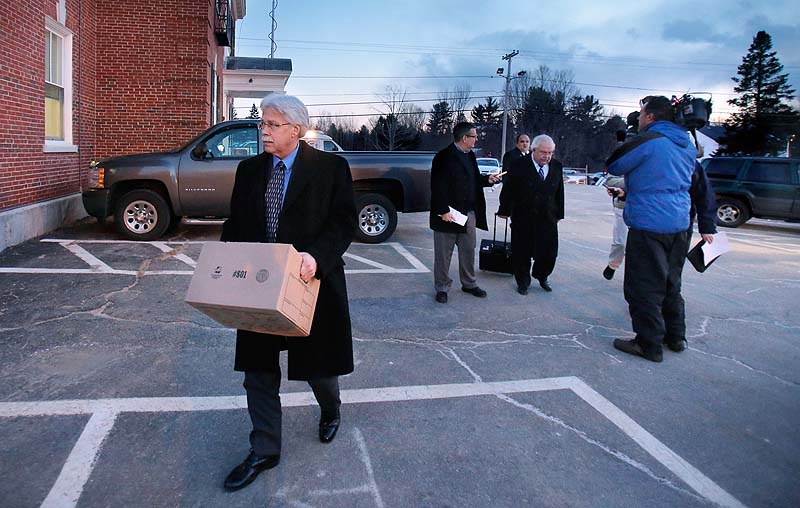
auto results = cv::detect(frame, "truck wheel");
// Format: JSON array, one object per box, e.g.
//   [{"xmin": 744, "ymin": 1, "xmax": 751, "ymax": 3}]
[
  {"xmin": 355, "ymin": 193, "xmax": 397, "ymax": 244},
  {"xmin": 716, "ymin": 197, "xmax": 750, "ymax": 228},
  {"xmin": 114, "ymin": 189, "xmax": 171, "ymax": 240}
]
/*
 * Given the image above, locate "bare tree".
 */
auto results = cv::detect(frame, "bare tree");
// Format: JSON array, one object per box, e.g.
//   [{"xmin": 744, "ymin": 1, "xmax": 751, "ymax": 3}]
[
  {"xmin": 370, "ymin": 86, "xmax": 424, "ymax": 150},
  {"xmin": 439, "ymin": 82, "xmax": 473, "ymax": 124},
  {"xmin": 402, "ymin": 104, "xmax": 428, "ymax": 132}
]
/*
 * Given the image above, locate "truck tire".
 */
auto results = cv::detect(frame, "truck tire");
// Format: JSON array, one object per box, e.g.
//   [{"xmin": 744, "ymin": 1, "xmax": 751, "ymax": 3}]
[
  {"xmin": 355, "ymin": 193, "xmax": 397, "ymax": 244},
  {"xmin": 114, "ymin": 189, "xmax": 172, "ymax": 240},
  {"xmin": 716, "ymin": 197, "xmax": 750, "ymax": 228}
]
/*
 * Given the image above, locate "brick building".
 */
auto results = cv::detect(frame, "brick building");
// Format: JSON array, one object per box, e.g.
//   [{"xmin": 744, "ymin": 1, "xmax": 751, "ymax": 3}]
[{"xmin": 0, "ymin": 0, "xmax": 246, "ymax": 251}]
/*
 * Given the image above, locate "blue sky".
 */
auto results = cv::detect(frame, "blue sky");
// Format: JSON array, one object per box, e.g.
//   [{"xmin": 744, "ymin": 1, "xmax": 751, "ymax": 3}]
[{"xmin": 233, "ymin": 0, "xmax": 800, "ymax": 127}]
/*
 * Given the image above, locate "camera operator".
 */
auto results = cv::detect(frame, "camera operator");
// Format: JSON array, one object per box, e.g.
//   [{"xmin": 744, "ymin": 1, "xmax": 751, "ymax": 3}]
[{"xmin": 605, "ymin": 96, "xmax": 697, "ymax": 363}]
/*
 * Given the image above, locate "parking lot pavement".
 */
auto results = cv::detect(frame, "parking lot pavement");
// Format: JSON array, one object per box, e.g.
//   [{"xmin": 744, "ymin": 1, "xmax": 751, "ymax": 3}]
[{"xmin": 1, "ymin": 185, "xmax": 798, "ymax": 507}]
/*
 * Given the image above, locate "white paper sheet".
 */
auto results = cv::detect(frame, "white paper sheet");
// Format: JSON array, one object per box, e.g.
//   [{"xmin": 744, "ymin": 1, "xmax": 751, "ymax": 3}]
[
  {"xmin": 701, "ymin": 231, "xmax": 730, "ymax": 262},
  {"xmin": 448, "ymin": 206, "xmax": 468, "ymax": 226}
]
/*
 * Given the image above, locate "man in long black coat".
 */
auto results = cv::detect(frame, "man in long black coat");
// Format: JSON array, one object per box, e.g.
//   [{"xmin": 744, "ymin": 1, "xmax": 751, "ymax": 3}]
[
  {"xmin": 220, "ymin": 95, "xmax": 356, "ymax": 491},
  {"xmin": 498, "ymin": 134, "xmax": 564, "ymax": 294},
  {"xmin": 429, "ymin": 121, "xmax": 501, "ymax": 303},
  {"xmin": 502, "ymin": 133, "xmax": 530, "ymax": 176}
]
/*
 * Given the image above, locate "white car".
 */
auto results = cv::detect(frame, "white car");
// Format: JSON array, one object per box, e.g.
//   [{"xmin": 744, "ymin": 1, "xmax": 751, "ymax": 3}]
[
  {"xmin": 477, "ymin": 157, "xmax": 501, "ymax": 176},
  {"xmin": 562, "ymin": 169, "xmax": 587, "ymax": 184}
]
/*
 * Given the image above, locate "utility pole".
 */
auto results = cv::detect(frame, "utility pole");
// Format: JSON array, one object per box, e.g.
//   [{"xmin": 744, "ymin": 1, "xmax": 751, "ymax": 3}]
[{"xmin": 498, "ymin": 50, "xmax": 520, "ymax": 162}]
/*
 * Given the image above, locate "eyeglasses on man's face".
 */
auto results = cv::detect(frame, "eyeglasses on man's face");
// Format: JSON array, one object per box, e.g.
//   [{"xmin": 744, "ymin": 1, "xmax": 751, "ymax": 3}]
[
  {"xmin": 464, "ymin": 134, "xmax": 478, "ymax": 138},
  {"xmin": 259, "ymin": 121, "xmax": 291, "ymax": 131}
]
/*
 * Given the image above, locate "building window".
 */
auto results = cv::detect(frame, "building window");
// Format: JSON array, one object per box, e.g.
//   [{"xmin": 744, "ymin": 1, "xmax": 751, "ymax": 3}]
[
  {"xmin": 45, "ymin": 30, "xmax": 64, "ymax": 140},
  {"xmin": 43, "ymin": 17, "xmax": 76, "ymax": 152}
]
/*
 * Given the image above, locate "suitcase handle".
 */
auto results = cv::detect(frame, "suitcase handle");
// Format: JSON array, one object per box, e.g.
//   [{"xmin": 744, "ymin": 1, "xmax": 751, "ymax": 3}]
[{"xmin": 492, "ymin": 213, "xmax": 509, "ymax": 244}]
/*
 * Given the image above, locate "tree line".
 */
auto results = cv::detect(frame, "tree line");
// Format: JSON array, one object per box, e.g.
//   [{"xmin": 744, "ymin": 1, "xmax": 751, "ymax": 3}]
[{"xmin": 253, "ymin": 30, "xmax": 799, "ymax": 161}]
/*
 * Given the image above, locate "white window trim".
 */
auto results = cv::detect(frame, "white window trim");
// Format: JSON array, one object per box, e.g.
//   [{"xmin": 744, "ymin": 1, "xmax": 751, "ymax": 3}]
[{"xmin": 44, "ymin": 16, "xmax": 76, "ymax": 153}]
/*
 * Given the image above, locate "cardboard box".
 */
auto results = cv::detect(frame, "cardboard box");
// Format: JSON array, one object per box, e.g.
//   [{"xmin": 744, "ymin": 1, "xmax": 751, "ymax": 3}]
[{"xmin": 185, "ymin": 242, "xmax": 320, "ymax": 336}]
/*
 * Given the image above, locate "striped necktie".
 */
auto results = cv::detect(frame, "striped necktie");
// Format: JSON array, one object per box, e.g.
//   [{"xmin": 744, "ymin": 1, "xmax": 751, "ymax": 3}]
[
  {"xmin": 537, "ymin": 164, "xmax": 545, "ymax": 179},
  {"xmin": 265, "ymin": 161, "xmax": 286, "ymax": 242}
]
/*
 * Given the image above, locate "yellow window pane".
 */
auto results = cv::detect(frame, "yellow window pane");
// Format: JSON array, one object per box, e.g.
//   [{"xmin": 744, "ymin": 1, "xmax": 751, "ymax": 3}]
[{"xmin": 45, "ymin": 83, "xmax": 64, "ymax": 140}]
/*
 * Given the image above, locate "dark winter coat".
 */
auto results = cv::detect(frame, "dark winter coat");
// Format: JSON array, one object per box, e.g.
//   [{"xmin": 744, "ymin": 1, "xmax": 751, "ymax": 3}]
[
  {"xmin": 429, "ymin": 143, "xmax": 493, "ymax": 233},
  {"xmin": 221, "ymin": 141, "xmax": 357, "ymax": 380}
]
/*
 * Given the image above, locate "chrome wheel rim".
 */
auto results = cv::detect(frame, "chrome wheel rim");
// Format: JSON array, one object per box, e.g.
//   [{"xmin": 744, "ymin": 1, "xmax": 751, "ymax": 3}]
[
  {"xmin": 359, "ymin": 203, "xmax": 388, "ymax": 237},
  {"xmin": 123, "ymin": 200, "xmax": 158, "ymax": 235}
]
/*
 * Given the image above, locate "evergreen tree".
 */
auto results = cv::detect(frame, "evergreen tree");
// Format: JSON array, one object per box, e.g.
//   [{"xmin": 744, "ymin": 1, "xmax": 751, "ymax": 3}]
[
  {"xmin": 371, "ymin": 114, "xmax": 420, "ymax": 151},
  {"xmin": 427, "ymin": 101, "xmax": 453, "ymax": 136},
  {"xmin": 722, "ymin": 30, "xmax": 798, "ymax": 155},
  {"xmin": 247, "ymin": 104, "xmax": 261, "ymax": 119},
  {"xmin": 471, "ymin": 97, "xmax": 502, "ymax": 154}
]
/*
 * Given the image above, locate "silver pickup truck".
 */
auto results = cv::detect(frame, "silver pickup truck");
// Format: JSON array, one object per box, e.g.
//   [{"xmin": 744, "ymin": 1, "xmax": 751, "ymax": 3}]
[{"xmin": 82, "ymin": 120, "xmax": 433, "ymax": 243}]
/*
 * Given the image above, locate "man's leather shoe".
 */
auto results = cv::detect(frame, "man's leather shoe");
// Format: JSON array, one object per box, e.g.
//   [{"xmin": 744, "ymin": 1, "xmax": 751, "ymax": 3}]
[
  {"xmin": 224, "ymin": 451, "xmax": 280, "ymax": 491},
  {"xmin": 319, "ymin": 417, "xmax": 340, "ymax": 443},
  {"xmin": 666, "ymin": 339, "xmax": 688, "ymax": 352},
  {"xmin": 435, "ymin": 291, "xmax": 448, "ymax": 303},
  {"xmin": 517, "ymin": 286, "xmax": 528, "ymax": 295},
  {"xmin": 538, "ymin": 279, "xmax": 552, "ymax": 292},
  {"xmin": 461, "ymin": 286, "xmax": 487, "ymax": 298},
  {"xmin": 603, "ymin": 266, "xmax": 615, "ymax": 280},
  {"xmin": 613, "ymin": 339, "xmax": 662, "ymax": 363}
]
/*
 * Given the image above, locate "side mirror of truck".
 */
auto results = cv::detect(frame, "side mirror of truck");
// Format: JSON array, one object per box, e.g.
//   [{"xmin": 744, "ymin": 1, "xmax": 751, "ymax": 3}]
[{"xmin": 192, "ymin": 142, "xmax": 210, "ymax": 159}]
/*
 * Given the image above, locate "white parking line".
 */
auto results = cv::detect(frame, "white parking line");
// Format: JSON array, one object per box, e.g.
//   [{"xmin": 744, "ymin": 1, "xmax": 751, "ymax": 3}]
[
  {"xmin": 151, "ymin": 242, "xmax": 197, "ymax": 268},
  {"xmin": 59, "ymin": 243, "xmax": 115, "ymax": 273},
  {"xmin": 0, "ymin": 377, "xmax": 745, "ymax": 508},
  {"xmin": 0, "ymin": 240, "xmax": 429, "ymax": 275}
]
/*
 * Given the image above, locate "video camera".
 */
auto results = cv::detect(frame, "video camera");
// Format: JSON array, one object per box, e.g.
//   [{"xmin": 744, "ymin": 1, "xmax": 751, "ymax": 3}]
[
  {"xmin": 625, "ymin": 94, "xmax": 712, "ymax": 135},
  {"xmin": 670, "ymin": 94, "xmax": 712, "ymax": 130}
]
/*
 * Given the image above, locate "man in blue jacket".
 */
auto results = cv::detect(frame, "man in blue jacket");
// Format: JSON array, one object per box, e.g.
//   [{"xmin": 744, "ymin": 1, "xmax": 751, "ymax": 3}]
[{"xmin": 606, "ymin": 96, "xmax": 697, "ymax": 363}]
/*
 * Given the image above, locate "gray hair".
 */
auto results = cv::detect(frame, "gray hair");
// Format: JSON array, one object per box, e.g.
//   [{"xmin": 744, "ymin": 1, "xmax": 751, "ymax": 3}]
[
  {"xmin": 259, "ymin": 94, "xmax": 310, "ymax": 134},
  {"xmin": 531, "ymin": 134, "xmax": 555, "ymax": 150}
]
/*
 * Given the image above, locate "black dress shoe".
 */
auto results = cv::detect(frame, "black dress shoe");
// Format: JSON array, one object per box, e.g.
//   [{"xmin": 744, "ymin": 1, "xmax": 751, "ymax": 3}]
[
  {"xmin": 224, "ymin": 451, "xmax": 280, "ymax": 492},
  {"xmin": 613, "ymin": 339, "xmax": 662, "ymax": 363},
  {"xmin": 319, "ymin": 417, "xmax": 340, "ymax": 443},
  {"xmin": 603, "ymin": 266, "xmax": 615, "ymax": 280},
  {"xmin": 461, "ymin": 286, "xmax": 487, "ymax": 298},
  {"xmin": 665, "ymin": 339, "xmax": 688, "ymax": 352},
  {"xmin": 538, "ymin": 279, "xmax": 552, "ymax": 292},
  {"xmin": 435, "ymin": 291, "xmax": 448, "ymax": 303},
  {"xmin": 517, "ymin": 286, "xmax": 528, "ymax": 295}
]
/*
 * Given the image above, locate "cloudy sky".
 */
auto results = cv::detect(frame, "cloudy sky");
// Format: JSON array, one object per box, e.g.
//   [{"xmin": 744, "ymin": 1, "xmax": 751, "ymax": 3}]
[{"xmin": 233, "ymin": 0, "xmax": 800, "ymax": 126}]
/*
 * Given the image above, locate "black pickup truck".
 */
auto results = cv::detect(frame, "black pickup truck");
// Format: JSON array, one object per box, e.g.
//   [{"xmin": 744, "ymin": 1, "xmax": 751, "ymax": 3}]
[{"xmin": 82, "ymin": 120, "xmax": 434, "ymax": 243}]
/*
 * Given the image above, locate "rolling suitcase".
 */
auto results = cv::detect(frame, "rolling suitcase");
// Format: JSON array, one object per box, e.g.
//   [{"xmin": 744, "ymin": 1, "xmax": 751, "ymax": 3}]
[{"xmin": 479, "ymin": 214, "xmax": 513, "ymax": 274}]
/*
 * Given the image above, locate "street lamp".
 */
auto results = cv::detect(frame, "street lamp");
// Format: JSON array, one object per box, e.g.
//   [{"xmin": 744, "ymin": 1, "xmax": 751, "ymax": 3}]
[{"xmin": 497, "ymin": 51, "xmax": 526, "ymax": 162}]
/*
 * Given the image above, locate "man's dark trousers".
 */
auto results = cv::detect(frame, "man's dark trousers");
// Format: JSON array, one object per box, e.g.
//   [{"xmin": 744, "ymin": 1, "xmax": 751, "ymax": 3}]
[
  {"xmin": 623, "ymin": 228, "xmax": 689, "ymax": 355},
  {"xmin": 510, "ymin": 212, "xmax": 558, "ymax": 289},
  {"xmin": 244, "ymin": 369, "xmax": 340, "ymax": 455}
]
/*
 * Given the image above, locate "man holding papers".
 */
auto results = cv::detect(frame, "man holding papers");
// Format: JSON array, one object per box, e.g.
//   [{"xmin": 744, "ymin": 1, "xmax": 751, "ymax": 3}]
[{"xmin": 430, "ymin": 121, "xmax": 502, "ymax": 303}]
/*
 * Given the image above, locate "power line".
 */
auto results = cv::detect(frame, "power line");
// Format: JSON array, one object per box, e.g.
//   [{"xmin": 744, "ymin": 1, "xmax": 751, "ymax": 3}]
[{"xmin": 235, "ymin": 36, "xmax": 800, "ymax": 70}]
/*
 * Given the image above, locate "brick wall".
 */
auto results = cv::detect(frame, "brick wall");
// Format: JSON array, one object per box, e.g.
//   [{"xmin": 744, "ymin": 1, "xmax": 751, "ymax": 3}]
[
  {"xmin": 95, "ymin": 0, "xmax": 224, "ymax": 158},
  {"xmin": 0, "ymin": 0, "xmax": 96, "ymax": 212},
  {"xmin": 1, "ymin": 0, "xmax": 226, "ymax": 214}
]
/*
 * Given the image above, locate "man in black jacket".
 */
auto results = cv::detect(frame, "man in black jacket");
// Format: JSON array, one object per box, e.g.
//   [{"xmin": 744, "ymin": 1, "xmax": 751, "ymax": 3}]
[
  {"xmin": 502, "ymin": 134, "xmax": 531, "ymax": 178},
  {"xmin": 430, "ymin": 122, "xmax": 502, "ymax": 303},
  {"xmin": 498, "ymin": 134, "xmax": 565, "ymax": 294},
  {"xmin": 221, "ymin": 94, "xmax": 357, "ymax": 491}
]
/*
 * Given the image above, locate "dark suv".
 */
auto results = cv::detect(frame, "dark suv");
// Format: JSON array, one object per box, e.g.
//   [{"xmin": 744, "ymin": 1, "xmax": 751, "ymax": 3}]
[{"xmin": 702, "ymin": 157, "xmax": 800, "ymax": 227}]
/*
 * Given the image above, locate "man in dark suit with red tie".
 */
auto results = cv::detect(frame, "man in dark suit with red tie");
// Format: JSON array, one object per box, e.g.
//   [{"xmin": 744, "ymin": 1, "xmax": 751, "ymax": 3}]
[
  {"xmin": 498, "ymin": 134, "xmax": 564, "ymax": 294},
  {"xmin": 220, "ymin": 94, "xmax": 357, "ymax": 491}
]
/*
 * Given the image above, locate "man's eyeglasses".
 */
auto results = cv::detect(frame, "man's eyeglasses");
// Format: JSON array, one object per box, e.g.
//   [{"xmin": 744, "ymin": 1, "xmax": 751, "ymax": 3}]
[
  {"xmin": 259, "ymin": 121, "xmax": 291, "ymax": 131},
  {"xmin": 464, "ymin": 134, "xmax": 478, "ymax": 138}
]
